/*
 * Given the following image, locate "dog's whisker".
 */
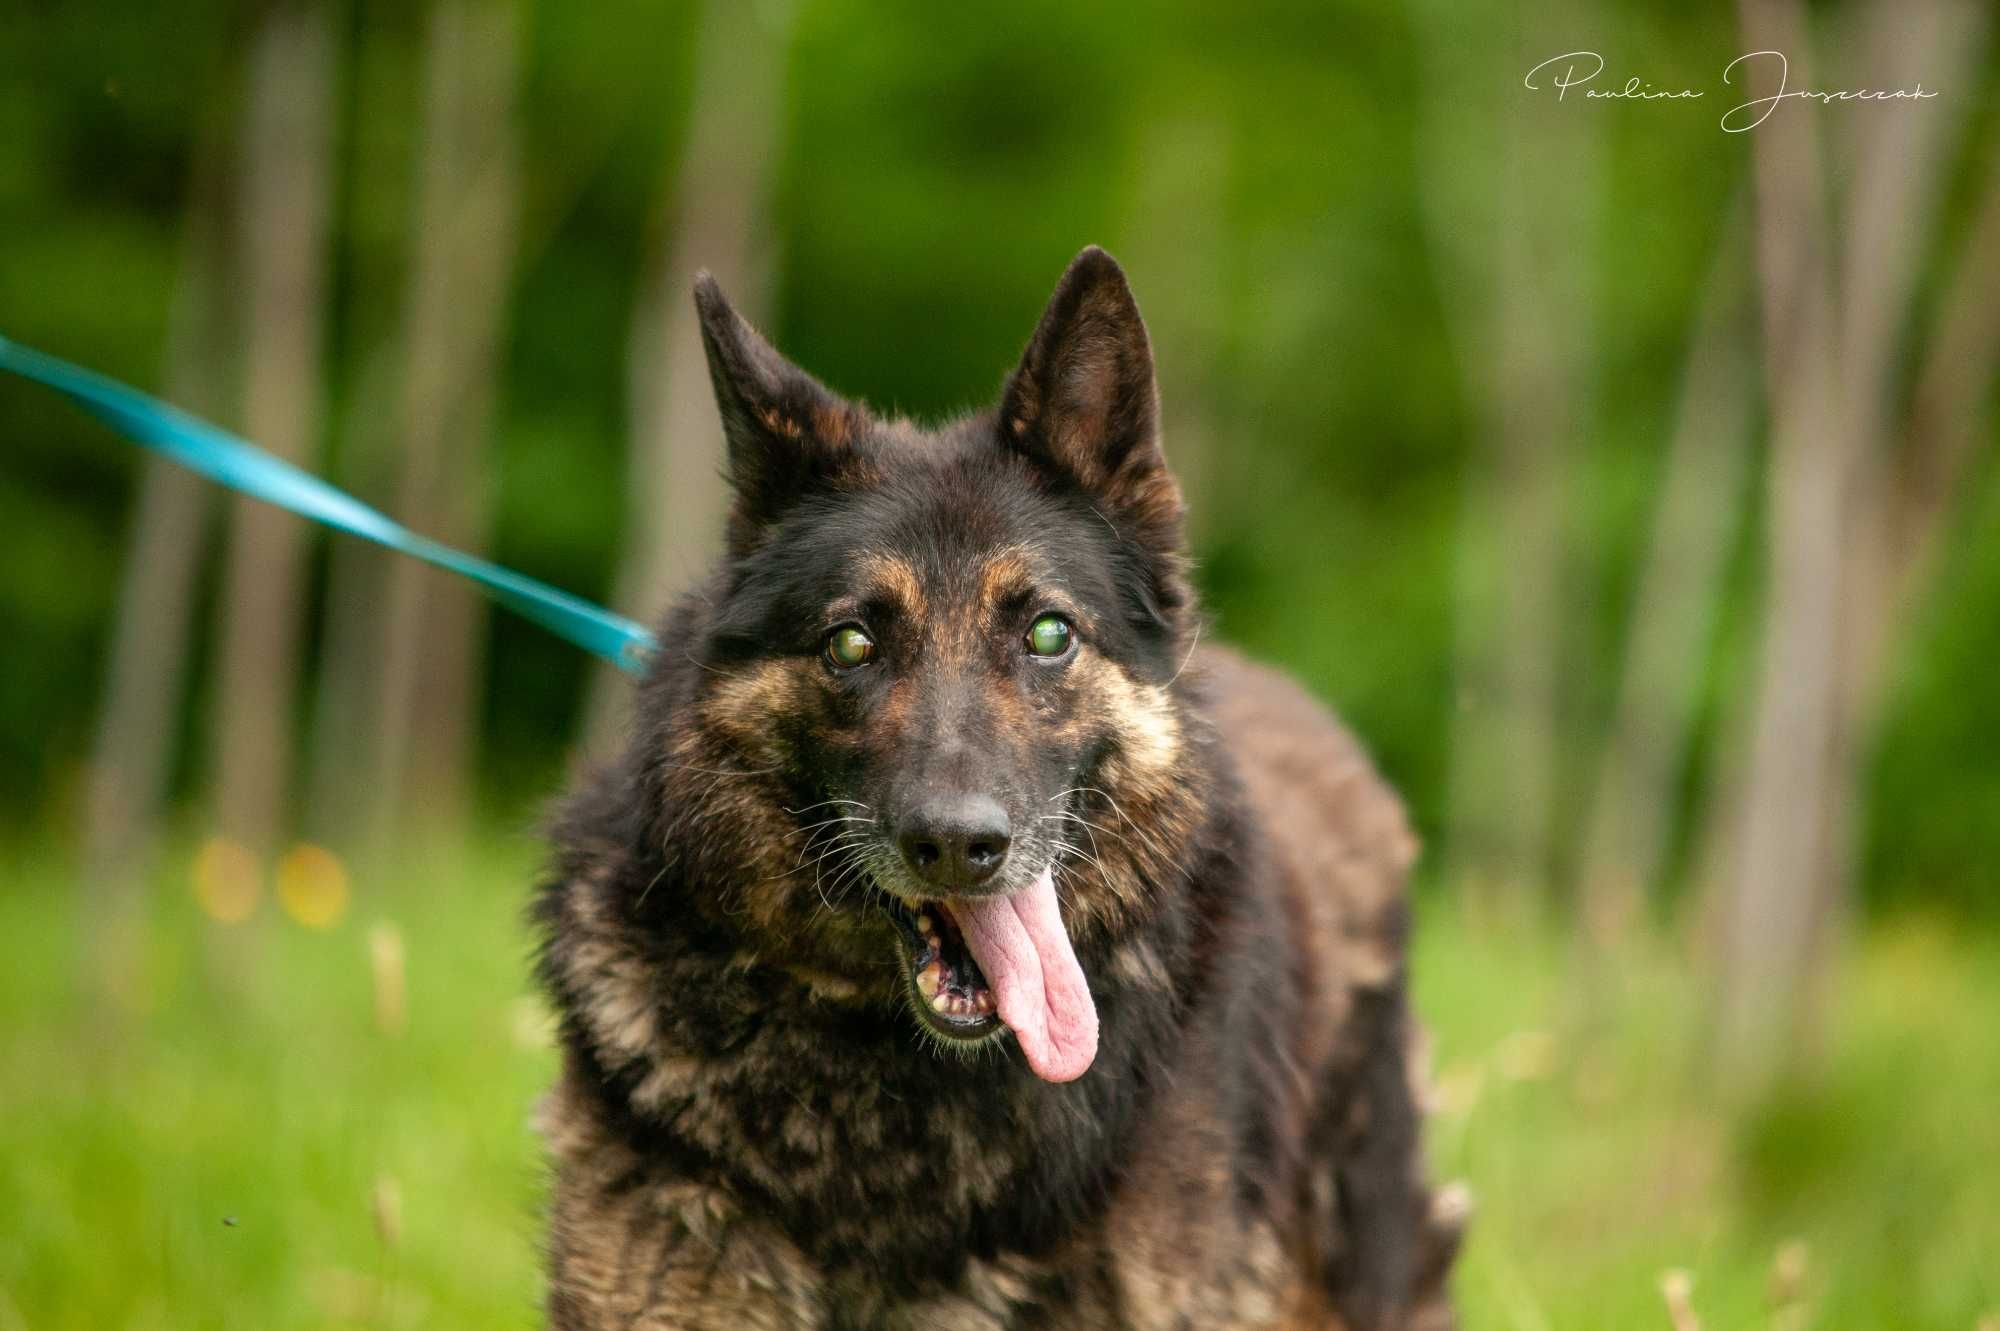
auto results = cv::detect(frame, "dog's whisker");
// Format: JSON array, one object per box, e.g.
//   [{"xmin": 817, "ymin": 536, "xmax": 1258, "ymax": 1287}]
[
  {"xmin": 780, "ymin": 834, "xmax": 875, "ymax": 884},
  {"xmin": 1165, "ymin": 619, "xmax": 1202, "ymax": 688},
  {"xmin": 791, "ymin": 824, "xmax": 870, "ymax": 848},
  {"xmin": 826, "ymin": 856, "xmax": 872, "ymax": 908},
  {"xmin": 803, "ymin": 830, "xmax": 876, "ymax": 913},
  {"xmin": 795, "ymin": 829, "xmax": 874, "ymax": 874},
  {"xmin": 783, "ymin": 814, "xmax": 878, "ymax": 844},
  {"xmin": 1065, "ymin": 786, "xmax": 1170, "ymax": 861},
  {"xmin": 681, "ymin": 650, "xmax": 727, "ymax": 677},
  {"xmin": 1040, "ymin": 810, "xmax": 1112, "ymax": 864},
  {"xmin": 784, "ymin": 798, "xmax": 874, "ymax": 816},
  {"xmin": 1045, "ymin": 857, "xmax": 1080, "ymax": 914},
  {"xmin": 634, "ymin": 859, "xmax": 672, "ymax": 908},
  {"xmin": 660, "ymin": 758, "xmax": 784, "ymax": 779},
  {"xmin": 1068, "ymin": 817, "xmax": 1132, "ymax": 862},
  {"xmin": 1042, "ymin": 811, "xmax": 1133, "ymax": 880},
  {"xmin": 1038, "ymin": 821, "xmax": 1110, "ymax": 878}
]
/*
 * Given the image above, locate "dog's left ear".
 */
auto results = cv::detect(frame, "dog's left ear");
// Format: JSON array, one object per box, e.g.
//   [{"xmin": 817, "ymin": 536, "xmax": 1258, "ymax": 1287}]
[
  {"xmin": 694, "ymin": 273, "xmax": 867, "ymax": 556},
  {"xmin": 1000, "ymin": 247, "xmax": 1185, "ymax": 559}
]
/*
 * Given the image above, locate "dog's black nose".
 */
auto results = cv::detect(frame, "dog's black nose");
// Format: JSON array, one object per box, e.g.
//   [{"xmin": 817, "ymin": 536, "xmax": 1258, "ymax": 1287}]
[{"xmin": 897, "ymin": 795, "xmax": 1011, "ymax": 890}]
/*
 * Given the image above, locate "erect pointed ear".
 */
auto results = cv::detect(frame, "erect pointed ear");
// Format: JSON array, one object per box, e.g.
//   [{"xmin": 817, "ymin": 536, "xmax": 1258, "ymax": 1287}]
[
  {"xmin": 694, "ymin": 273, "xmax": 868, "ymax": 556},
  {"xmin": 999, "ymin": 247, "xmax": 1184, "ymax": 553}
]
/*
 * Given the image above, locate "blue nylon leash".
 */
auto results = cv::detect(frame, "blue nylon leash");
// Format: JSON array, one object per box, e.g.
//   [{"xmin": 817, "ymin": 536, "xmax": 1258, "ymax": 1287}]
[{"xmin": 0, "ymin": 334, "xmax": 658, "ymax": 675}]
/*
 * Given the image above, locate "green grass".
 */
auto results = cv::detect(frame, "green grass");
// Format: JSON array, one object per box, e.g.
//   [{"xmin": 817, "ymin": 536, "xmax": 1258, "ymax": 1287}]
[
  {"xmin": 2, "ymin": 841, "xmax": 1996, "ymax": 1329},
  {"xmin": 1418, "ymin": 910, "xmax": 2000, "ymax": 1331},
  {"xmin": 0, "ymin": 840, "xmax": 556, "ymax": 1330}
]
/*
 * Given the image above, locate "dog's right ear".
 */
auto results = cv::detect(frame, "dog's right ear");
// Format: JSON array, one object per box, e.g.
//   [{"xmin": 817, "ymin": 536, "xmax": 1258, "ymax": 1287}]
[{"xmin": 693, "ymin": 273, "xmax": 865, "ymax": 556}]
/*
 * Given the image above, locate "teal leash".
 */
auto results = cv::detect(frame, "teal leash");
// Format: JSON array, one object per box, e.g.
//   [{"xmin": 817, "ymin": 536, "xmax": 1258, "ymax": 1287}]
[{"xmin": 0, "ymin": 334, "xmax": 658, "ymax": 675}]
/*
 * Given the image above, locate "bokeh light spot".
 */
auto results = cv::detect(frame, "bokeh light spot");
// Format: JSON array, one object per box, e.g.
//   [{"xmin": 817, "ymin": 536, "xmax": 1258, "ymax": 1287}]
[
  {"xmin": 193, "ymin": 836, "xmax": 262, "ymax": 923},
  {"xmin": 276, "ymin": 843, "xmax": 350, "ymax": 930}
]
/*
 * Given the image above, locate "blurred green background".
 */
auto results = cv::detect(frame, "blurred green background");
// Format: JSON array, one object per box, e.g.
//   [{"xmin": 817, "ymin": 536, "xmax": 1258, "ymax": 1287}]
[{"xmin": 2, "ymin": 0, "xmax": 1997, "ymax": 1326}]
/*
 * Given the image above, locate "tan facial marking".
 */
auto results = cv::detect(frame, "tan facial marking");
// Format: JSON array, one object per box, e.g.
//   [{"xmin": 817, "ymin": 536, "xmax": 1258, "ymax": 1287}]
[
  {"xmin": 976, "ymin": 545, "xmax": 1035, "ymax": 619},
  {"xmin": 700, "ymin": 658, "xmax": 813, "ymax": 753},
  {"xmin": 1044, "ymin": 655, "xmax": 1194, "ymax": 933},
  {"xmin": 1092, "ymin": 661, "xmax": 1183, "ymax": 783},
  {"xmin": 853, "ymin": 551, "xmax": 926, "ymax": 621}
]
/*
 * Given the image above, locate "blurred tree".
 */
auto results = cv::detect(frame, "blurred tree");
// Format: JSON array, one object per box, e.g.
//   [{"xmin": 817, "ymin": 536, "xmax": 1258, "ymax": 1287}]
[
  {"xmin": 366, "ymin": 0, "xmax": 523, "ymax": 848},
  {"xmin": 80, "ymin": 91, "xmax": 236, "ymax": 895},
  {"xmin": 1413, "ymin": 1, "xmax": 1604, "ymax": 923},
  {"xmin": 306, "ymin": 347, "xmax": 406, "ymax": 847},
  {"xmin": 305, "ymin": 9, "xmax": 422, "ymax": 851},
  {"xmin": 583, "ymin": 0, "xmax": 793, "ymax": 753},
  {"xmin": 208, "ymin": 0, "xmax": 339, "ymax": 858},
  {"xmin": 1575, "ymin": 216, "xmax": 1755, "ymax": 951},
  {"xmin": 1121, "ymin": 116, "xmax": 1230, "ymax": 548},
  {"xmin": 1878, "ymin": 154, "xmax": 2000, "ymax": 642},
  {"xmin": 1718, "ymin": 0, "xmax": 1988, "ymax": 1083}
]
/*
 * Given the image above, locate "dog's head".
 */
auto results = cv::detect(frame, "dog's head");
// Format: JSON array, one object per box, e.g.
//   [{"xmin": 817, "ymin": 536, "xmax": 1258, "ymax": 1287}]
[{"xmin": 657, "ymin": 248, "xmax": 1196, "ymax": 1081}]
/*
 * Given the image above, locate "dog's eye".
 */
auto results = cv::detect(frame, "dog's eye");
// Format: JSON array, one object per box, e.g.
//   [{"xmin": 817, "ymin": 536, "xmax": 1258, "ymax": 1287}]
[
  {"xmin": 825, "ymin": 625, "xmax": 876, "ymax": 669},
  {"xmin": 1025, "ymin": 614, "xmax": 1072, "ymax": 658}
]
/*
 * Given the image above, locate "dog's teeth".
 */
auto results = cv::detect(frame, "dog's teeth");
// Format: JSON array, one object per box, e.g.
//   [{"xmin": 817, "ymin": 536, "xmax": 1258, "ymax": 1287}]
[
  {"xmin": 915, "ymin": 914, "xmax": 931, "ymax": 933},
  {"xmin": 930, "ymin": 990, "xmax": 953, "ymax": 1014},
  {"xmin": 916, "ymin": 964, "xmax": 941, "ymax": 998}
]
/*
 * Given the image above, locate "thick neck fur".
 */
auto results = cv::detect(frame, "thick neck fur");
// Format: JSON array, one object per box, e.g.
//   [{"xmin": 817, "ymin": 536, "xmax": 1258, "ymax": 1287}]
[{"xmin": 535, "ymin": 592, "xmax": 1259, "ymax": 1295}]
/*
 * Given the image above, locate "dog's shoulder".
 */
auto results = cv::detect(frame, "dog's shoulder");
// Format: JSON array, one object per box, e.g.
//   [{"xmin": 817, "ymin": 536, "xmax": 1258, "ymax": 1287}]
[
  {"xmin": 1189, "ymin": 642, "xmax": 1418, "ymax": 1057},
  {"xmin": 1193, "ymin": 643, "xmax": 1417, "ymax": 925}
]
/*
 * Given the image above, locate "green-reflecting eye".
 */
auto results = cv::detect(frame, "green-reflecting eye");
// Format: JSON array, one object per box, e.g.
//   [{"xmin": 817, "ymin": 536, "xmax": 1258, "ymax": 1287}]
[
  {"xmin": 1026, "ymin": 613, "xmax": 1073, "ymax": 658},
  {"xmin": 825, "ymin": 625, "xmax": 875, "ymax": 668}
]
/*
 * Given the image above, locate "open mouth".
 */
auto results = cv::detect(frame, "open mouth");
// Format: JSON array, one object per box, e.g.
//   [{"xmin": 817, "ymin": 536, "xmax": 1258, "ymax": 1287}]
[
  {"xmin": 886, "ymin": 898, "xmax": 1004, "ymax": 1040},
  {"xmin": 877, "ymin": 865, "xmax": 1101, "ymax": 1083}
]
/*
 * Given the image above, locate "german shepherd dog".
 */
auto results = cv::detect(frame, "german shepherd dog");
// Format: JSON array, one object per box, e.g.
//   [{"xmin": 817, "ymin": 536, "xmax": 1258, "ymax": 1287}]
[{"xmin": 534, "ymin": 248, "xmax": 1462, "ymax": 1329}]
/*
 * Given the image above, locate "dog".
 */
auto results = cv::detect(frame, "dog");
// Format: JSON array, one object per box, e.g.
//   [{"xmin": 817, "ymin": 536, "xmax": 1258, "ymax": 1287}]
[{"xmin": 533, "ymin": 247, "xmax": 1462, "ymax": 1329}]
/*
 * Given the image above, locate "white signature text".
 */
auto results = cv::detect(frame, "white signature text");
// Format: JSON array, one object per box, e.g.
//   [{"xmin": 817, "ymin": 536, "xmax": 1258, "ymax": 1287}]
[{"xmin": 1523, "ymin": 50, "xmax": 1937, "ymax": 132}]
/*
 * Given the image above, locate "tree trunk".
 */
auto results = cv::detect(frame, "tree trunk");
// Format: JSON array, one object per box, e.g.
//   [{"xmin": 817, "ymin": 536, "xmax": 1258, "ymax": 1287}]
[
  {"xmin": 1575, "ymin": 216, "xmax": 1755, "ymax": 950},
  {"xmin": 1884, "ymin": 154, "xmax": 2000, "ymax": 588},
  {"xmin": 581, "ymin": 0, "xmax": 792, "ymax": 754},
  {"xmin": 1888, "ymin": 152, "xmax": 2000, "ymax": 583},
  {"xmin": 1860, "ymin": 91, "xmax": 2000, "ymax": 718},
  {"xmin": 1411, "ymin": 5, "xmax": 1604, "ymax": 923},
  {"xmin": 1830, "ymin": 0, "xmax": 1987, "ymax": 733},
  {"xmin": 82, "ymin": 96, "xmax": 236, "ymax": 894},
  {"xmin": 304, "ymin": 347, "xmax": 401, "ymax": 847},
  {"xmin": 1715, "ymin": 0, "xmax": 1977, "ymax": 1083},
  {"xmin": 209, "ymin": 0, "xmax": 338, "ymax": 858},
  {"xmin": 366, "ymin": 0, "xmax": 522, "ymax": 852}
]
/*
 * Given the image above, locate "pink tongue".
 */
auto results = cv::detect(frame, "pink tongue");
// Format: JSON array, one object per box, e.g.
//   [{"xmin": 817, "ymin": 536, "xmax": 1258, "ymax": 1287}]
[{"xmin": 951, "ymin": 867, "xmax": 1098, "ymax": 1082}]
